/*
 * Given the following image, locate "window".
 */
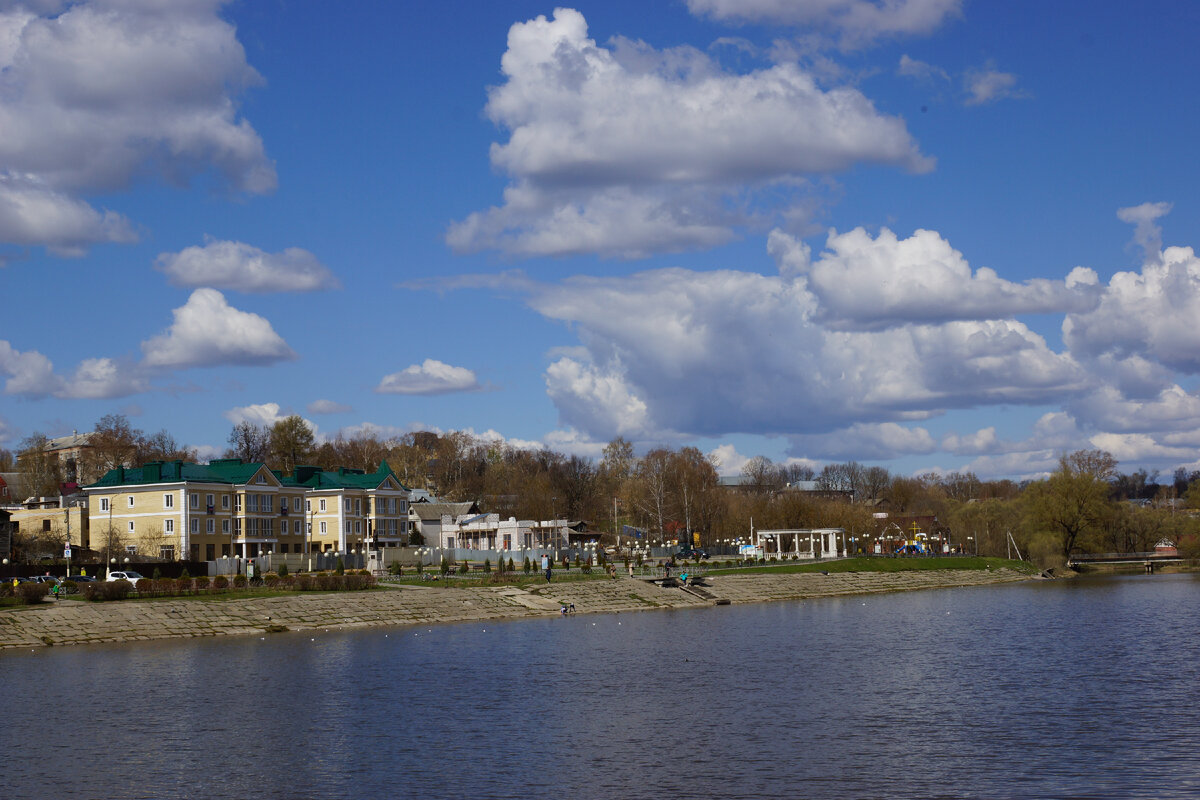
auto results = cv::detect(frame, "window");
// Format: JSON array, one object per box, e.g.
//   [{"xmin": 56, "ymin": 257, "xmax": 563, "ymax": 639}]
[
  {"xmin": 234, "ymin": 494, "xmax": 242, "ymax": 512},
  {"xmin": 255, "ymin": 474, "xmax": 266, "ymax": 484},
  {"xmin": 100, "ymin": 498, "xmax": 109, "ymax": 512},
  {"xmin": 293, "ymin": 497, "xmax": 302, "ymax": 512},
  {"xmin": 220, "ymin": 544, "xmax": 230, "ymax": 557},
  {"xmin": 294, "ymin": 520, "xmax": 302, "ymax": 535},
  {"xmin": 355, "ymin": 499, "xmax": 361, "ymax": 515},
  {"xmin": 319, "ymin": 498, "xmax": 326, "ymax": 512},
  {"xmin": 307, "ymin": 522, "xmax": 312, "ymax": 535},
  {"xmin": 222, "ymin": 520, "xmax": 230, "ymax": 534},
  {"xmin": 222, "ymin": 494, "xmax": 230, "ymax": 509},
  {"xmin": 164, "ymin": 494, "xmax": 174, "ymax": 509},
  {"xmin": 190, "ymin": 519, "xmax": 198, "ymax": 533},
  {"xmin": 248, "ymin": 494, "xmax": 259, "ymax": 513},
  {"xmin": 190, "ymin": 544, "xmax": 199, "ymax": 561},
  {"xmin": 128, "ymin": 521, "xmax": 135, "ymax": 533},
  {"xmin": 127, "ymin": 495, "xmax": 135, "ymax": 507},
  {"xmin": 126, "ymin": 545, "xmax": 138, "ymax": 555},
  {"xmin": 354, "ymin": 521, "xmax": 361, "ymax": 534},
  {"xmin": 42, "ymin": 519, "xmax": 51, "ymax": 532},
  {"xmin": 320, "ymin": 521, "xmax": 327, "ymax": 534},
  {"xmin": 160, "ymin": 545, "xmax": 175, "ymax": 560},
  {"xmin": 344, "ymin": 498, "xmax": 351, "ymax": 513},
  {"xmin": 165, "ymin": 519, "xmax": 174, "ymax": 534},
  {"xmin": 205, "ymin": 544, "xmax": 215, "ymax": 560},
  {"xmin": 206, "ymin": 519, "xmax": 215, "ymax": 534},
  {"xmin": 279, "ymin": 543, "xmax": 289, "ymax": 554},
  {"xmin": 306, "ymin": 499, "xmax": 311, "ymax": 513},
  {"xmin": 189, "ymin": 493, "xmax": 198, "ymax": 509},
  {"xmin": 206, "ymin": 494, "xmax": 214, "ymax": 510}
]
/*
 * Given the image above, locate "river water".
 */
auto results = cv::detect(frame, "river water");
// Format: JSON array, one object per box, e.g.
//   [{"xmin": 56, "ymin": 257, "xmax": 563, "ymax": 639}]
[{"xmin": 4, "ymin": 573, "xmax": 1200, "ymax": 799}]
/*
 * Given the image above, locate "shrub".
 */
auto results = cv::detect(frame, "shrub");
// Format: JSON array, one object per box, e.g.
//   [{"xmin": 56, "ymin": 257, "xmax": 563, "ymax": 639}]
[
  {"xmin": 458, "ymin": 561, "xmax": 469, "ymax": 575},
  {"xmin": 483, "ymin": 558, "xmax": 492, "ymax": 573},
  {"xmin": 192, "ymin": 577, "xmax": 210, "ymax": 592},
  {"xmin": 388, "ymin": 561, "xmax": 403, "ymax": 576},
  {"xmin": 173, "ymin": 578, "xmax": 191, "ymax": 594},
  {"xmin": 440, "ymin": 557, "xmax": 450, "ymax": 576},
  {"xmin": 508, "ymin": 558, "xmax": 515, "ymax": 572},
  {"xmin": 415, "ymin": 562, "xmax": 423, "ymax": 576},
  {"xmin": 335, "ymin": 558, "xmax": 345, "ymax": 576},
  {"xmin": 277, "ymin": 562, "xmax": 289, "ymax": 578},
  {"xmin": 134, "ymin": 578, "xmax": 152, "ymax": 594},
  {"xmin": 295, "ymin": 575, "xmax": 312, "ymax": 591},
  {"xmin": 16, "ymin": 582, "xmax": 49, "ymax": 604},
  {"xmin": 574, "ymin": 554, "xmax": 582, "ymax": 569},
  {"xmin": 358, "ymin": 569, "xmax": 370, "ymax": 576},
  {"xmin": 179, "ymin": 568, "xmax": 190, "ymax": 580},
  {"xmin": 232, "ymin": 574, "xmax": 248, "ymax": 588},
  {"xmin": 212, "ymin": 575, "xmax": 229, "ymax": 590},
  {"xmin": 153, "ymin": 578, "xmax": 174, "ymax": 596},
  {"xmin": 0, "ymin": 583, "xmax": 12, "ymax": 599},
  {"xmin": 60, "ymin": 580, "xmax": 78, "ymax": 595},
  {"xmin": 523, "ymin": 556, "xmax": 531, "ymax": 574},
  {"xmin": 86, "ymin": 581, "xmax": 131, "ymax": 601}
]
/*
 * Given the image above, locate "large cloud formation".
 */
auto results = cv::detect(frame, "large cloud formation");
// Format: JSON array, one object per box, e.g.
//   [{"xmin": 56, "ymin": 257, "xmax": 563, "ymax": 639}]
[
  {"xmin": 0, "ymin": 0, "xmax": 274, "ymax": 254},
  {"xmin": 439, "ymin": 207, "xmax": 1200, "ymax": 478},
  {"xmin": 447, "ymin": 8, "xmax": 931, "ymax": 258}
]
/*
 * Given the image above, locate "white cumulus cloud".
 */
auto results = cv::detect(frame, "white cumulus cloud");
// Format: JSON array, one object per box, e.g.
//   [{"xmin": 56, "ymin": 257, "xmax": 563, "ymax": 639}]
[
  {"xmin": 0, "ymin": 0, "xmax": 274, "ymax": 254},
  {"xmin": 140, "ymin": 289, "xmax": 296, "ymax": 369},
  {"xmin": 770, "ymin": 226, "xmax": 1100, "ymax": 330},
  {"xmin": 376, "ymin": 359, "xmax": 481, "ymax": 396},
  {"xmin": 448, "ymin": 8, "xmax": 931, "ymax": 258},
  {"xmin": 0, "ymin": 173, "xmax": 136, "ymax": 255},
  {"xmin": 155, "ymin": 239, "xmax": 339, "ymax": 293}
]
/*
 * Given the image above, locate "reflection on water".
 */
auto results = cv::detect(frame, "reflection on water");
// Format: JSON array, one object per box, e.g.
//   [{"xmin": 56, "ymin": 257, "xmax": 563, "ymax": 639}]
[{"xmin": 4, "ymin": 574, "xmax": 1200, "ymax": 799}]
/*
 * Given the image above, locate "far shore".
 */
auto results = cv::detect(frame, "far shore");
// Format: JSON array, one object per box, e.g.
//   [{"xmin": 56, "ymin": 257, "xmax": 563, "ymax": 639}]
[{"xmin": 0, "ymin": 567, "xmax": 1034, "ymax": 651}]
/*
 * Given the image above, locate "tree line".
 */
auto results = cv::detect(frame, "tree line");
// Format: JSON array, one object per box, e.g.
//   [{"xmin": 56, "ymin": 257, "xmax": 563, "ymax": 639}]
[{"xmin": 8, "ymin": 415, "xmax": 1200, "ymax": 566}]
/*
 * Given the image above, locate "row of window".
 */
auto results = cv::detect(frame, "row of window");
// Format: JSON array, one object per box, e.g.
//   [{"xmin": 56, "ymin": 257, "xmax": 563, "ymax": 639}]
[{"xmin": 101, "ymin": 494, "xmax": 406, "ymax": 515}]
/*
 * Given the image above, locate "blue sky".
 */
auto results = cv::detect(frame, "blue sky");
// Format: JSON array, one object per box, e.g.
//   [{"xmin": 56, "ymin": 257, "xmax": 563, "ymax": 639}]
[{"xmin": 4, "ymin": 0, "xmax": 1200, "ymax": 481}]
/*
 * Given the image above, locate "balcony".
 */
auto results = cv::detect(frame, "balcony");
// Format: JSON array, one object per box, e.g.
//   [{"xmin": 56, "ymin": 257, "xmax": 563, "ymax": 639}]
[
  {"xmin": 280, "ymin": 507, "xmax": 289, "ymax": 516},
  {"xmin": 207, "ymin": 505, "xmax": 215, "ymax": 515}
]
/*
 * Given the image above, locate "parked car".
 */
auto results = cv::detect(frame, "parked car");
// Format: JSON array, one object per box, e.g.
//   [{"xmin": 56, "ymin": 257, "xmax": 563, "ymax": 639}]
[
  {"xmin": 29, "ymin": 575, "xmax": 60, "ymax": 584},
  {"xmin": 676, "ymin": 548, "xmax": 709, "ymax": 560},
  {"xmin": 107, "ymin": 571, "xmax": 144, "ymax": 584},
  {"xmin": 65, "ymin": 575, "xmax": 98, "ymax": 583}
]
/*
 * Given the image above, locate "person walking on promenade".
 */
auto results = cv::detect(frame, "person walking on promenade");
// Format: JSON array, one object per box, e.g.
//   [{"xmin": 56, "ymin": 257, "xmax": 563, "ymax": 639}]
[{"xmin": 541, "ymin": 553, "xmax": 551, "ymax": 583}]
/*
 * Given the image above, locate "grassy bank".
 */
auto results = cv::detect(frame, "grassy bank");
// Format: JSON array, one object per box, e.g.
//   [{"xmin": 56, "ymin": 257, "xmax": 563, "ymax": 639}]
[{"xmin": 706, "ymin": 556, "xmax": 1037, "ymax": 576}]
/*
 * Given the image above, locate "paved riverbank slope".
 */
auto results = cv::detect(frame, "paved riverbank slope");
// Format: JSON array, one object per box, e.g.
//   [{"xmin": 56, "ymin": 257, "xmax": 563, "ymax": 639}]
[{"xmin": 0, "ymin": 569, "xmax": 1031, "ymax": 650}]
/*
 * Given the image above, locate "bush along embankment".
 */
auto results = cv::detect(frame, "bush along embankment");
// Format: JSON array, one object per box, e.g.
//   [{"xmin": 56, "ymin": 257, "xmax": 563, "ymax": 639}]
[{"xmin": 78, "ymin": 571, "xmax": 377, "ymax": 601}]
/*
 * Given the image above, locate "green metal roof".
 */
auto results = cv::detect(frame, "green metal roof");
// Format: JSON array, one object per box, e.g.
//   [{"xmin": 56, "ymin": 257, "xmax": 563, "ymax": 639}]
[{"xmin": 86, "ymin": 459, "xmax": 408, "ymax": 491}]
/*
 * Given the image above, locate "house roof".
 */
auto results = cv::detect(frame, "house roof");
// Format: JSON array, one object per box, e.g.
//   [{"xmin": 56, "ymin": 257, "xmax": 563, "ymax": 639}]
[
  {"xmin": 411, "ymin": 501, "xmax": 480, "ymax": 520},
  {"xmin": 45, "ymin": 431, "xmax": 92, "ymax": 451},
  {"xmin": 86, "ymin": 459, "xmax": 408, "ymax": 492}
]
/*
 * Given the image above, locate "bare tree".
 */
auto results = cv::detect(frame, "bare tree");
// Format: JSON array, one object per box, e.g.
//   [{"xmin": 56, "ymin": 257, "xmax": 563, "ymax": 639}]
[
  {"xmin": 742, "ymin": 456, "xmax": 785, "ymax": 493},
  {"xmin": 226, "ymin": 421, "xmax": 271, "ymax": 463},
  {"xmin": 18, "ymin": 433, "xmax": 61, "ymax": 497}
]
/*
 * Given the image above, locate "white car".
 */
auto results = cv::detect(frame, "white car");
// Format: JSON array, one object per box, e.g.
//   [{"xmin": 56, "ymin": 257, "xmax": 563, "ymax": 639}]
[{"xmin": 107, "ymin": 570, "xmax": 144, "ymax": 584}]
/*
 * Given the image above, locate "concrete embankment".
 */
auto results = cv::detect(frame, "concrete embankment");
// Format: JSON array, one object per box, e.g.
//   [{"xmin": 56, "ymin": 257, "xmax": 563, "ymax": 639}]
[{"xmin": 0, "ymin": 569, "xmax": 1030, "ymax": 650}]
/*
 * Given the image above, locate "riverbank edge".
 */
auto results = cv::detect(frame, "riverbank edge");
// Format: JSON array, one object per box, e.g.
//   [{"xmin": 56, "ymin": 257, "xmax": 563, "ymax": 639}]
[{"xmin": 0, "ymin": 568, "xmax": 1033, "ymax": 651}]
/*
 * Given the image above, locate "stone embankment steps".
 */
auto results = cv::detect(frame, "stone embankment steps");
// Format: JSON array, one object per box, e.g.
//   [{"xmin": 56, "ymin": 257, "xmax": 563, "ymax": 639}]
[{"xmin": 0, "ymin": 569, "xmax": 1029, "ymax": 650}]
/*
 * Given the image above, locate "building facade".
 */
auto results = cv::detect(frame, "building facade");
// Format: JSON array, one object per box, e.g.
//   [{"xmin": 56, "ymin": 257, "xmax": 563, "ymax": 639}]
[{"xmin": 84, "ymin": 459, "xmax": 410, "ymax": 561}]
